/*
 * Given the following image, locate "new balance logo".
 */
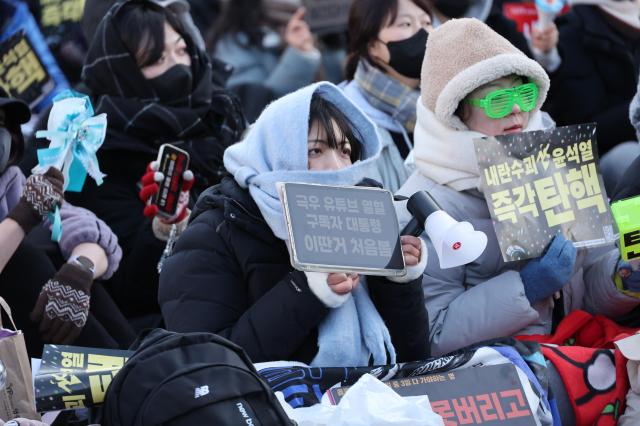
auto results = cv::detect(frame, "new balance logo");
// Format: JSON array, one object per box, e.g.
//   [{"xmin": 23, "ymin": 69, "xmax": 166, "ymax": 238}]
[{"xmin": 194, "ymin": 385, "xmax": 210, "ymax": 399}]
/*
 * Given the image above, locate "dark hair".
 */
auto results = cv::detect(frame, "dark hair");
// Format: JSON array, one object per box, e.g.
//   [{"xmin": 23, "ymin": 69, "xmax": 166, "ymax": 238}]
[
  {"xmin": 0, "ymin": 109, "xmax": 25, "ymax": 168},
  {"xmin": 115, "ymin": 1, "xmax": 188, "ymax": 68},
  {"xmin": 207, "ymin": 0, "xmax": 266, "ymax": 49},
  {"xmin": 345, "ymin": 0, "xmax": 431, "ymax": 80},
  {"xmin": 308, "ymin": 94, "xmax": 363, "ymax": 163}
]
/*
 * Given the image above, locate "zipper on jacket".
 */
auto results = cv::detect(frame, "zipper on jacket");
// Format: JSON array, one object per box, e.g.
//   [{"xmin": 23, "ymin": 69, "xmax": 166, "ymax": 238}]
[
  {"xmin": 230, "ymin": 199, "xmax": 266, "ymax": 223},
  {"xmin": 289, "ymin": 279, "xmax": 302, "ymax": 293}
]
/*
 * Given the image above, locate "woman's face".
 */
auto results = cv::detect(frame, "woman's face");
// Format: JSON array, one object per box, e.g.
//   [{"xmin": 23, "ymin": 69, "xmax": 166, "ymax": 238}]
[
  {"xmin": 368, "ymin": 0, "xmax": 432, "ymax": 65},
  {"xmin": 140, "ymin": 22, "xmax": 191, "ymax": 79},
  {"xmin": 307, "ymin": 118, "xmax": 354, "ymax": 171},
  {"xmin": 461, "ymin": 76, "xmax": 532, "ymax": 137}
]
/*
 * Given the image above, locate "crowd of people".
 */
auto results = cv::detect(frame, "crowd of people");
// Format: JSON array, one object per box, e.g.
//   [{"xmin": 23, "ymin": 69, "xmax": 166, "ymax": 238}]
[{"xmin": 1, "ymin": 0, "xmax": 640, "ymax": 423}]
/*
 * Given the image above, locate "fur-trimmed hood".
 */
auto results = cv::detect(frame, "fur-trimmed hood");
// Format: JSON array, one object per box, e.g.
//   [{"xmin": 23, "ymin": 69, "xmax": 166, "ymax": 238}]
[{"xmin": 420, "ymin": 18, "xmax": 550, "ymax": 130}]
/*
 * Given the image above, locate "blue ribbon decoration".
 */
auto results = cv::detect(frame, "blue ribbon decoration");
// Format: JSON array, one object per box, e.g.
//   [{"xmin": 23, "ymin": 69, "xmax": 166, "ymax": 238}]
[
  {"xmin": 33, "ymin": 90, "xmax": 107, "ymax": 241},
  {"xmin": 48, "ymin": 205, "xmax": 62, "ymax": 243},
  {"xmin": 535, "ymin": 0, "xmax": 565, "ymax": 15}
]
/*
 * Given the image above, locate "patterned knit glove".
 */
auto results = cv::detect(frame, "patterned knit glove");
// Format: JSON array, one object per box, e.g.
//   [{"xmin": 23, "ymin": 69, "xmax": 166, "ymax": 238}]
[
  {"xmin": 30, "ymin": 263, "xmax": 92, "ymax": 344},
  {"xmin": 7, "ymin": 168, "xmax": 64, "ymax": 233}
]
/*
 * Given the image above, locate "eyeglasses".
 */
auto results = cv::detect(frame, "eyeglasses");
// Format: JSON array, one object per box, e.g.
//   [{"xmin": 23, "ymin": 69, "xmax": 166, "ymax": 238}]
[{"xmin": 465, "ymin": 82, "xmax": 539, "ymax": 119}]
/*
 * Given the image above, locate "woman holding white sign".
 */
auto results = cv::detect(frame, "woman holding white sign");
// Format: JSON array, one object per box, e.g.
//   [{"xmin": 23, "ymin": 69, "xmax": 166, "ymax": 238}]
[
  {"xmin": 159, "ymin": 82, "xmax": 430, "ymax": 366},
  {"xmin": 396, "ymin": 18, "xmax": 640, "ymax": 357}
]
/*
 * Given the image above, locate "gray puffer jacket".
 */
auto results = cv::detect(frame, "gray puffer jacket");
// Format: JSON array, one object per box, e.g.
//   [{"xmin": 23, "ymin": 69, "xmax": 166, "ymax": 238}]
[{"xmin": 397, "ymin": 171, "xmax": 640, "ymax": 356}]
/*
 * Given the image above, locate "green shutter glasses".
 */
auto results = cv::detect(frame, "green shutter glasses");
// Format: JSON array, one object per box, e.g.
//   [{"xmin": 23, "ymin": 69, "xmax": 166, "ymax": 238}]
[{"xmin": 465, "ymin": 82, "xmax": 539, "ymax": 119}]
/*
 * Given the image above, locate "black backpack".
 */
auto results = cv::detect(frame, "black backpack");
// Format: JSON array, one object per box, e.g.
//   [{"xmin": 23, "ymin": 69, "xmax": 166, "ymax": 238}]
[{"xmin": 102, "ymin": 329, "xmax": 293, "ymax": 426}]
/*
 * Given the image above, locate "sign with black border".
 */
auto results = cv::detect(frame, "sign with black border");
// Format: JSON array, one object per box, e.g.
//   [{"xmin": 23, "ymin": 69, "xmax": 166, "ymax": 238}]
[{"xmin": 281, "ymin": 182, "xmax": 406, "ymax": 276}]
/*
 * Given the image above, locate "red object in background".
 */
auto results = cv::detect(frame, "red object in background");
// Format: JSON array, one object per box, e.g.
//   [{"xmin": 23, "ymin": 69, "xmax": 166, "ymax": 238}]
[
  {"xmin": 517, "ymin": 310, "xmax": 637, "ymax": 348},
  {"xmin": 503, "ymin": 1, "xmax": 570, "ymax": 33},
  {"xmin": 517, "ymin": 310, "xmax": 638, "ymax": 425}
]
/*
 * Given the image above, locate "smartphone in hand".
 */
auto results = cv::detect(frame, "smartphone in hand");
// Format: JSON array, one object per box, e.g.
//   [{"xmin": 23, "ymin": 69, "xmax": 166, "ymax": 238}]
[{"xmin": 153, "ymin": 144, "xmax": 190, "ymax": 219}]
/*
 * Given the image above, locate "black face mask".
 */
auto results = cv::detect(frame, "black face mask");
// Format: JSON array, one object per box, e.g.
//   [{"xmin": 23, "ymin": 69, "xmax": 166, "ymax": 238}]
[
  {"xmin": 148, "ymin": 64, "xmax": 193, "ymax": 105},
  {"xmin": 434, "ymin": 0, "xmax": 472, "ymax": 18},
  {"xmin": 0, "ymin": 128, "xmax": 12, "ymax": 174},
  {"xmin": 385, "ymin": 28, "xmax": 429, "ymax": 79}
]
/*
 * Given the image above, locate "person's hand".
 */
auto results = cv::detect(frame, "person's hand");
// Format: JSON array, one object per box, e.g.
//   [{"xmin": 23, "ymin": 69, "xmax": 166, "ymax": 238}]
[
  {"xmin": 30, "ymin": 262, "xmax": 93, "ymax": 344},
  {"xmin": 304, "ymin": 271, "xmax": 357, "ymax": 308},
  {"xmin": 401, "ymin": 235, "xmax": 422, "ymax": 266},
  {"xmin": 327, "ymin": 273, "xmax": 360, "ymax": 295},
  {"xmin": 520, "ymin": 234, "xmax": 576, "ymax": 304},
  {"xmin": 531, "ymin": 23, "xmax": 559, "ymax": 54},
  {"xmin": 7, "ymin": 167, "xmax": 64, "ymax": 233},
  {"xmin": 388, "ymin": 236, "xmax": 428, "ymax": 283},
  {"xmin": 284, "ymin": 8, "xmax": 316, "ymax": 53},
  {"xmin": 139, "ymin": 161, "xmax": 195, "ymax": 224}
]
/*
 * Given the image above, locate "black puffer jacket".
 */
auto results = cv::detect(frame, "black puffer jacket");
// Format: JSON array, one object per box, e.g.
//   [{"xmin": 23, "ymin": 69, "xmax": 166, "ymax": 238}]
[
  {"xmin": 159, "ymin": 178, "xmax": 430, "ymax": 364},
  {"xmin": 612, "ymin": 154, "xmax": 640, "ymax": 201},
  {"xmin": 549, "ymin": 5, "xmax": 640, "ymax": 154}
]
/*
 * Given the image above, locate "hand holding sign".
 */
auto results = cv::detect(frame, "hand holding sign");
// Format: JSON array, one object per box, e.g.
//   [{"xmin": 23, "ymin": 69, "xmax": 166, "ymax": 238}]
[
  {"xmin": 328, "ymin": 273, "xmax": 360, "ymax": 295},
  {"xmin": 475, "ymin": 124, "xmax": 615, "ymax": 262},
  {"xmin": 400, "ymin": 235, "xmax": 422, "ymax": 266},
  {"xmin": 519, "ymin": 234, "xmax": 577, "ymax": 304},
  {"xmin": 281, "ymin": 183, "xmax": 406, "ymax": 277}
]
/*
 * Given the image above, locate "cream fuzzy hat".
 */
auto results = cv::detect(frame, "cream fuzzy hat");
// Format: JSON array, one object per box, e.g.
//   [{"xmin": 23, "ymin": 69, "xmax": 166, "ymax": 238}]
[{"xmin": 420, "ymin": 18, "xmax": 550, "ymax": 130}]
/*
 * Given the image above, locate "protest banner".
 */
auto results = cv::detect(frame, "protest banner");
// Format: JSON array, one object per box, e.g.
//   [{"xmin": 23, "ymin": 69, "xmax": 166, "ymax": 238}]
[
  {"xmin": 474, "ymin": 123, "xmax": 616, "ymax": 262},
  {"xmin": 303, "ymin": 0, "xmax": 352, "ymax": 34},
  {"xmin": 34, "ymin": 345, "xmax": 133, "ymax": 412},
  {"xmin": 280, "ymin": 182, "xmax": 405, "ymax": 276},
  {"xmin": 0, "ymin": 31, "xmax": 54, "ymax": 109},
  {"xmin": 38, "ymin": 0, "xmax": 85, "ymax": 41},
  {"xmin": 328, "ymin": 364, "xmax": 537, "ymax": 426},
  {"xmin": 1, "ymin": 0, "xmax": 69, "ymax": 112}
]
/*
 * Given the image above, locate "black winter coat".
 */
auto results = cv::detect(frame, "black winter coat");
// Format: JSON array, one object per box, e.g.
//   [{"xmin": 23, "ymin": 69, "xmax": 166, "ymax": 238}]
[
  {"xmin": 67, "ymin": 149, "xmax": 165, "ymax": 318},
  {"xmin": 159, "ymin": 178, "xmax": 430, "ymax": 364},
  {"xmin": 549, "ymin": 6, "xmax": 640, "ymax": 154}
]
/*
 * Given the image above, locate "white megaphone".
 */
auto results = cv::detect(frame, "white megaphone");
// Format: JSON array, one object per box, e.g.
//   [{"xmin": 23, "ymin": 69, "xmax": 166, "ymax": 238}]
[{"xmin": 402, "ymin": 191, "xmax": 488, "ymax": 269}]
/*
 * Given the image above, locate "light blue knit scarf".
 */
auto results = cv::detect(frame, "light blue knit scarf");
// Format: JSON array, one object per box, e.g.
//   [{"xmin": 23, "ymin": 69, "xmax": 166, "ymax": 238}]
[{"xmin": 224, "ymin": 82, "xmax": 396, "ymax": 366}]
